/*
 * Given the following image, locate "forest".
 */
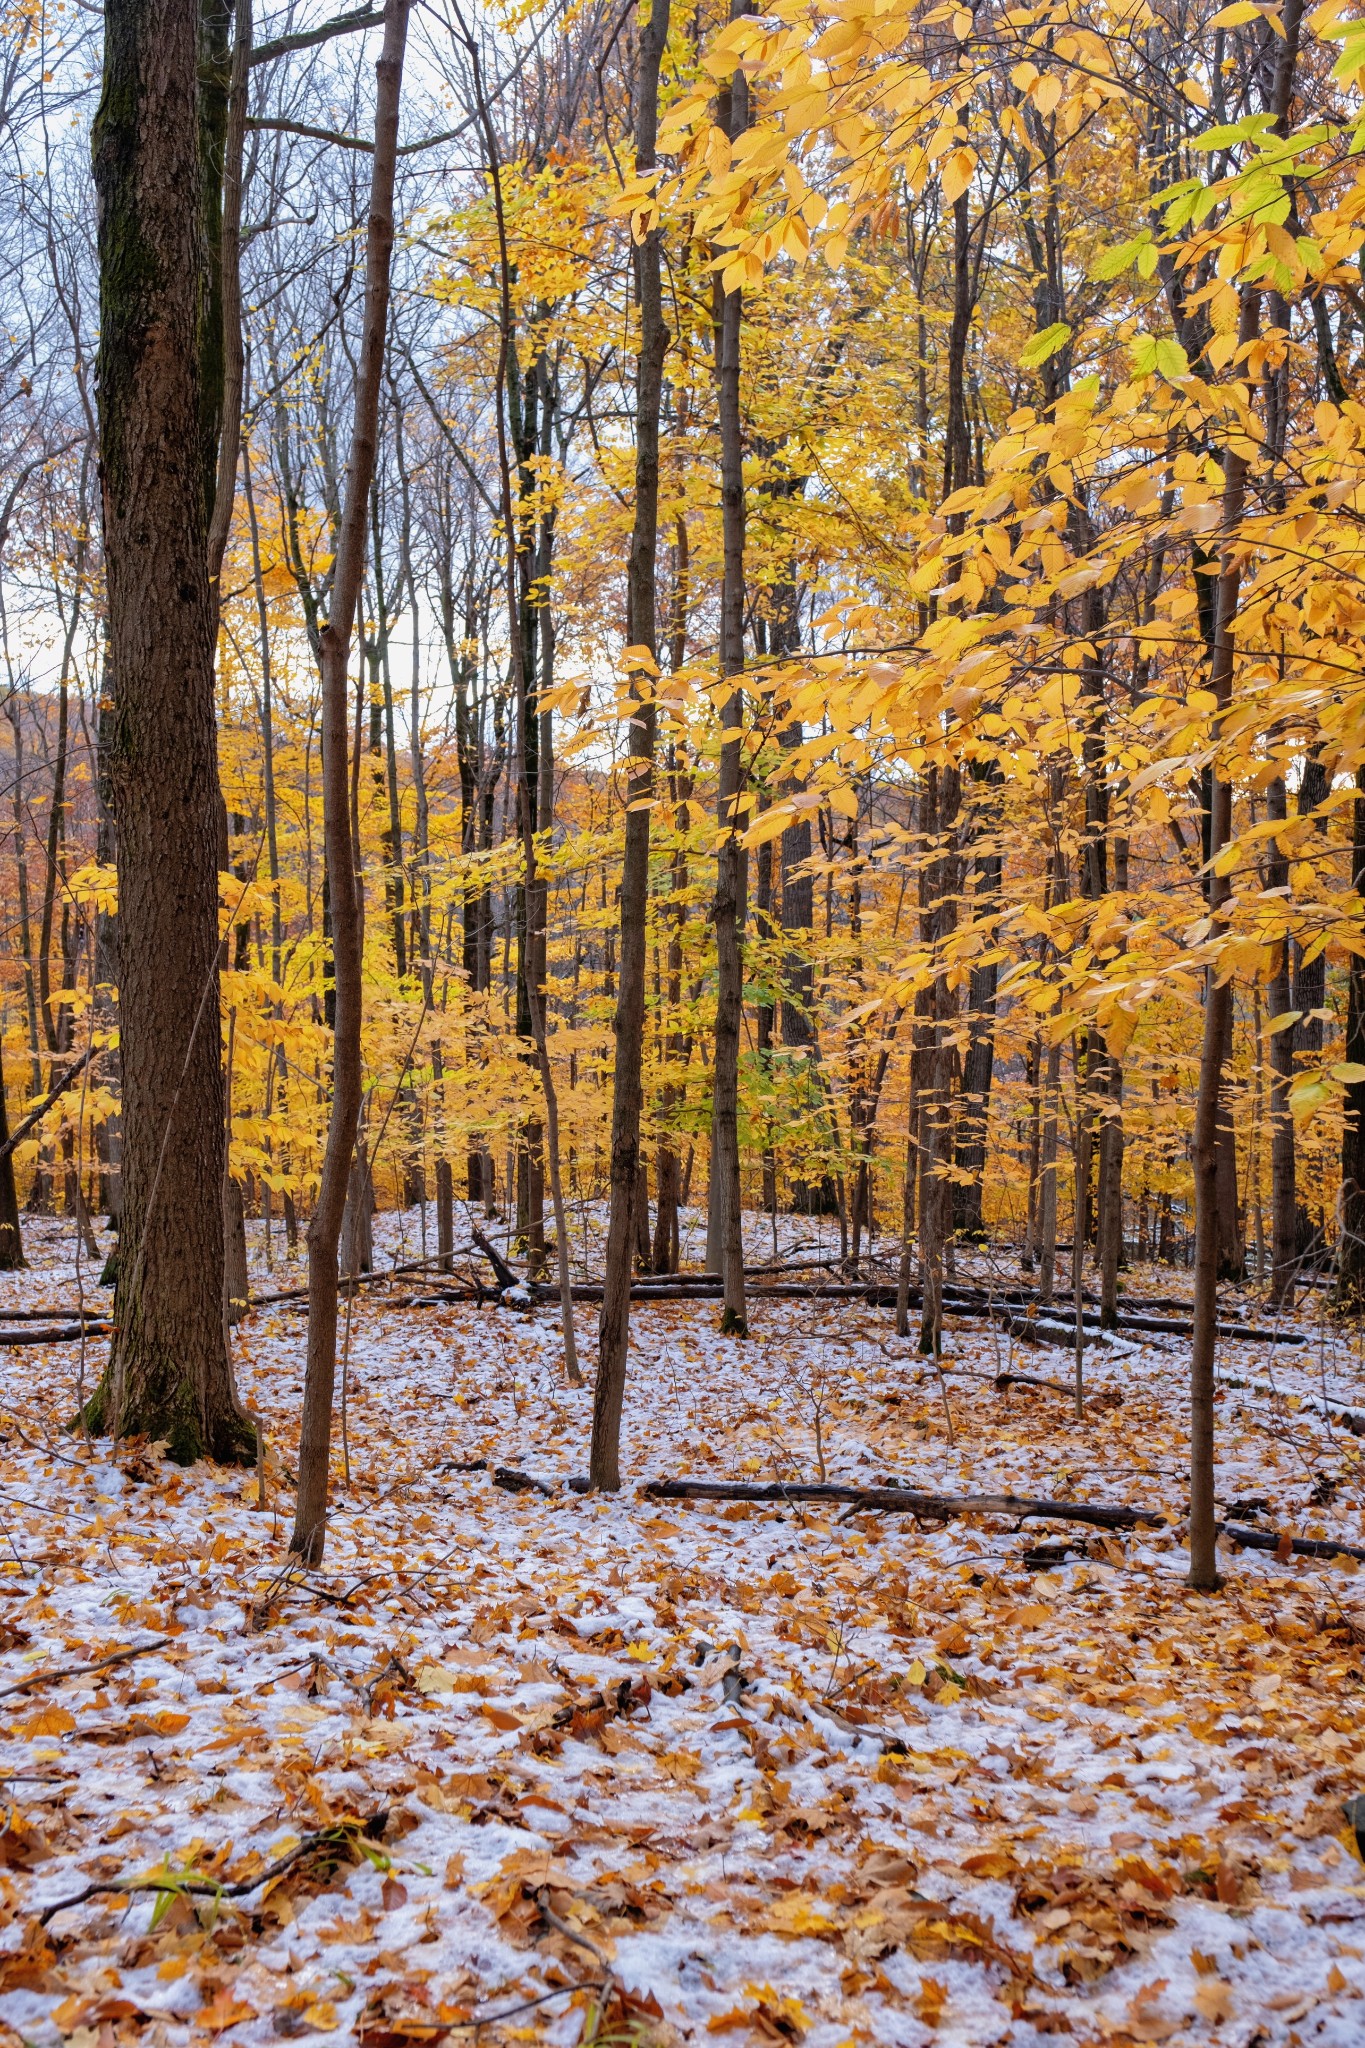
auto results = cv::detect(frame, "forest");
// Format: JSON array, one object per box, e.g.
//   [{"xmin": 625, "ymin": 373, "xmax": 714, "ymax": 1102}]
[{"xmin": 0, "ymin": 0, "xmax": 1364, "ymax": 2041}]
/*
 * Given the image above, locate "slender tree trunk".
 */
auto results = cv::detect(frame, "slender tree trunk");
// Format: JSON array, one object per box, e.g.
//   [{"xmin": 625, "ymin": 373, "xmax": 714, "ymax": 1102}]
[
  {"xmin": 1038, "ymin": 1039, "xmax": 1061, "ymax": 1305},
  {"xmin": 1098, "ymin": 1050, "xmax": 1124, "ymax": 1326},
  {"xmin": 1264, "ymin": 774, "xmax": 1297, "ymax": 1303},
  {"xmin": 591, "ymin": 0, "xmax": 672, "ymax": 1485},
  {"xmin": 1189, "ymin": 285, "xmax": 1262, "ymax": 1592},
  {"xmin": 291, "ymin": 0, "xmax": 409, "ymax": 1561},
  {"xmin": 0, "ymin": 1046, "xmax": 24, "ymax": 1271},
  {"xmin": 1338, "ymin": 772, "xmax": 1365, "ymax": 1310},
  {"xmin": 704, "ymin": 15, "xmax": 750, "ymax": 1335},
  {"xmin": 464, "ymin": 25, "xmax": 579, "ymax": 1386},
  {"xmin": 89, "ymin": 0, "xmax": 250, "ymax": 1460}
]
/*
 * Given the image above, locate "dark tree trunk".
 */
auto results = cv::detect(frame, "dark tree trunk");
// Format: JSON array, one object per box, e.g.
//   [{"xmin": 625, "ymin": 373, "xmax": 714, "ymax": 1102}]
[
  {"xmin": 953, "ymin": 835, "xmax": 1001, "ymax": 1239},
  {"xmin": 1190, "ymin": 284, "xmax": 1265, "ymax": 1590},
  {"xmin": 1338, "ymin": 772, "xmax": 1365, "ymax": 1311},
  {"xmin": 1264, "ymin": 775, "xmax": 1297, "ymax": 1303},
  {"xmin": 340, "ymin": 1142, "xmax": 374, "ymax": 1277},
  {"xmin": 0, "ymin": 1047, "xmax": 24, "ymax": 1271},
  {"xmin": 592, "ymin": 0, "xmax": 671, "ymax": 1488},
  {"xmin": 88, "ymin": 0, "xmax": 249, "ymax": 1461},
  {"xmin": 1097, "ymin": 1051, "xmax": 1124, "ymax": 1326},
  {"xmin": 706, "ymin": 25, "xmax": 750, "ymax": 1336}
]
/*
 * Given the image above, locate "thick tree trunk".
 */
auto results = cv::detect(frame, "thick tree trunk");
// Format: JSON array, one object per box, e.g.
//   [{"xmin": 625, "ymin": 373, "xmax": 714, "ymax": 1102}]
[
  {"xmin": 89, "ymin": 0, "xmax": 249, "ymax": 1461},
  {"xmin": 291, "ymin": 0, "xmax": 409, "ymax": 1561}
]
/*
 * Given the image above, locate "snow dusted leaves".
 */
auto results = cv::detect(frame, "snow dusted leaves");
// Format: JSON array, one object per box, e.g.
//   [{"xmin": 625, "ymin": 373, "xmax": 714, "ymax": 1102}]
[{"xmin": 0, "ymin": 1219, "xmax": 1362, "ymax": 2043}]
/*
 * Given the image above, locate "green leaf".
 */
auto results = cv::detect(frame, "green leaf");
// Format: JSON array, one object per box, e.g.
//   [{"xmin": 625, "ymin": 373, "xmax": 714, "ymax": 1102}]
[
  {"xmin": 1020, "ymin": 321, "xmax": 1071, "ymax": 368},
  {"xmin": 1091, "ymin": 235, "xmax": 1150, "ymax": 281},
  {"xmin": 1192, "ymin": 114, "xmax": 1276, "ymax": 152},
  {"xmin": 1130, "ymin": 334, "xmax": 1188, "ymax": 380}
]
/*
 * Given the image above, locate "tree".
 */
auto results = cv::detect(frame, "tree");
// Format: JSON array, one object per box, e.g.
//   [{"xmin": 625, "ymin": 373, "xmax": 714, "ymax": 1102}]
[
  {"xmin": 291, "ymin": 0, "xmax": 410, "ymax": 1563},
  {"xmin": 87, "ymin": 0, "xmax": 250, "ymax": 1460},
  {"xmin": 592, "ymin": 0, "xmax": 672, "ymax": 1492}
]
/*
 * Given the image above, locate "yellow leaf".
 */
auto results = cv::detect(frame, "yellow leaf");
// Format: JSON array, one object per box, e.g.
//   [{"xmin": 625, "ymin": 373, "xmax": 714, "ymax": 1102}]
[
  {"xmin": 940, "ymin": 147, "xmax": 976, "ymax": 204},
  {"xmin": 765, "ymin": 1890, "xmax": 839, "ymax": 1937}
]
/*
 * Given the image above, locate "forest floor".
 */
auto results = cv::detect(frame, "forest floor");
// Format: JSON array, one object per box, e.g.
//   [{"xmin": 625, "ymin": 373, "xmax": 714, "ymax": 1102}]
[{"xmin": 0, "ymin": 1213, "xmax": 1362, "ymax": 2048}]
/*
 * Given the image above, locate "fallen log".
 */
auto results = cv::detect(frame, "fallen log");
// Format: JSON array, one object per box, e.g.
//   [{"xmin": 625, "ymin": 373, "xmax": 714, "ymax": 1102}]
[
  {"xmin": 252, "ymin": 1249, "xmax": 481, "ymax": 1308},
  {"xmin": 0, "ymin": 1306, "xmax": 106, "ymax": 1324},
  {"xmin": 1220, "ymin": 1521, "xmax": 1365, "ymax": 1565},
  {"xmin": 642, "ymin": 1478, "xmax": 1162, "ymax": 1532},
  {"xmin": 493, "ymin": 1465, "xmax": 555, "ymax": 1497},
  {"xmin": 1218, "ymin": 1374, "xmax": 1365, "ymax": 1436},
  {"xmin": 0, "ymin": 1323, "xmax": 110, "ymax": 1346},
  {"xmin": 994, "ymin": 1371, "xmax": 1074, "ymax": 1397}
]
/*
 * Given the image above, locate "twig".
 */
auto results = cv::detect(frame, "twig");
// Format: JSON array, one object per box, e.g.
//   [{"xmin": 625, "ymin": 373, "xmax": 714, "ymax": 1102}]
[
  {"xmin": 0, "ymin": 1635, "xmax": 171, "ymax": 1701},
  {"xmin": 0, "ymin": 1049, "xmax": 95, "ymax": 1165},
  {"xmin": 38, "ymin": 1812, "xmax": 388, "ymax": 1925}
]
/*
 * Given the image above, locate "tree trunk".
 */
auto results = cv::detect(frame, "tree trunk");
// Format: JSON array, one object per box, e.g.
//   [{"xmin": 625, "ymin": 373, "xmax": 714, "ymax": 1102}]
[
  {"xmin": 223, "ymin": 1173, "xmax": 249, "ymax": 1324},
  {"xmin": 340, "ymin": 1141, "xmax": 374, "ymax": 1278},
  {"xmin": 88, "ymin": 0, "xmax": 250, "ymax": 1461},
  {"xmin": 592, "ymin": 0, "xmax": 672, "ymax": 1487},
  {"xmin": 1338, "ymin": 771, "xmax": 1365, "ymax": 1311},
  {"xmin": 1190, "ymin": 283, "xmax": 1264, "ymax": 1592},
  {"xmin": 705, "ymin": 17, "xmax": 750, "ymax": 1337},
  {"xmin": 291, "ymin": 0, "xmax": 409, "ymax": 1561},
  {"xmin": 1264, "ymin": 773, "xmax": 1297, "ymax": 1303},
  {"xmin": 1037, "ymin": 1039, "xmax": 1061, "ymax": 1306},
  {"xmin": 1097, "ymin": 1051, "xmax": 1124, "ymax": 1326},
  {"xmin": 0, "ymin": 1046, "xmax": 24, "ymax": 1271}
]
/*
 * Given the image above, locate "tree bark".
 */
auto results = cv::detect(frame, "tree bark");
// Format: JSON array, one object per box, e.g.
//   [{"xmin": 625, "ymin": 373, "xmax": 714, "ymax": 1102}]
[
  {"xmin": 591, "ymin": 0, "xmax": 672, "ymax": 1488},
  {"xmin": 1097, "ymin": 1051, "xmax": 1124, "ymax": 1326},
  {"xmin": 462, "ymin": 21, "xmax": 580, "ymax": 1387},
  {"xmin": 0, "ymin": 1045, "xmax": 24, "ymax": 1271},
  {"xmin": 1190, "ymin": 0, "xmax": 1301, "ymax": 1582},
  {"xmin": 706, "ymin": 22, "xmax": 751, "ymax": 1336},
  {"xmin": 1338, "ymin": 771, "xmax": 1365, "ymax": 1311},
  {"xmin": 1264, "ymin": 774, "xmax": 1297, "ymax": 1304},
  {"xmin": 1189, "ymin": 286, "xmax": 1261, "ymax": 1591},
  {"xmin": 89, "ymin": 0, "xmax": 250, "ymax": 1460},
  {"xmin": 291, "ymin": 0, "xmax": 410, "ymax": 1561}
]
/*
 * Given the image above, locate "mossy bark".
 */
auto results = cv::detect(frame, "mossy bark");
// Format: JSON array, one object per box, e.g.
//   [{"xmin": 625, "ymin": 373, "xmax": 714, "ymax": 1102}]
[{"xmin": 90, "ymin": 0, "xmax": 252, "ymax": 1466}]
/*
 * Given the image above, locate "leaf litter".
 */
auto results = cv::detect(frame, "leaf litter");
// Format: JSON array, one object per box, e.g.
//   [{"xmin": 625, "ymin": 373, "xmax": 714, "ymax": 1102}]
[{"xmin": 0, "ymin": 1216, "xmax": 1362, "ymax": 2045}]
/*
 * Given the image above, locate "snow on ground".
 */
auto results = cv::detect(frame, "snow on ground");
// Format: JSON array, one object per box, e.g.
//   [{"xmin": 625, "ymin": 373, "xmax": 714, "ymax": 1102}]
[{"xmin": 0, "ymin": 1210, "xmax": 1363, "ymax": 2046}]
